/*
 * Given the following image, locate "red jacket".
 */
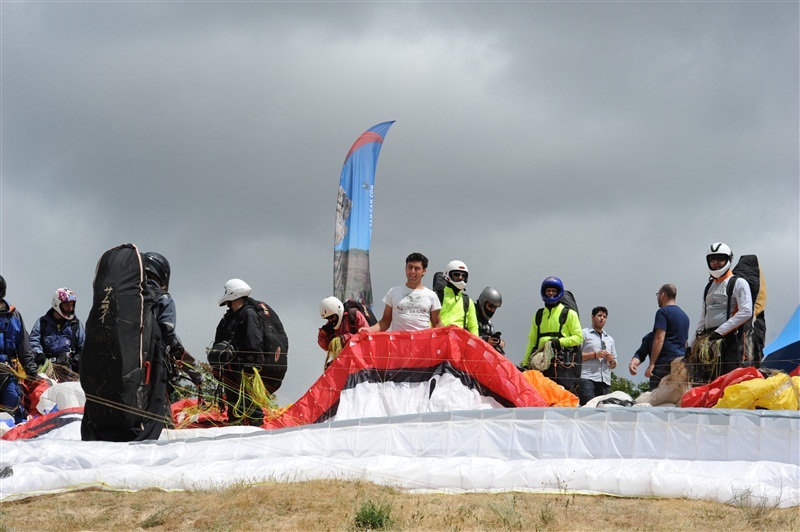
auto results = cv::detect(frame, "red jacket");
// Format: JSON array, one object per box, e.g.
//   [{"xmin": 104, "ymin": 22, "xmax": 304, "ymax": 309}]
[{"xmin": 317, "ymin": 310, "xmax": 370, "ymax": 351}]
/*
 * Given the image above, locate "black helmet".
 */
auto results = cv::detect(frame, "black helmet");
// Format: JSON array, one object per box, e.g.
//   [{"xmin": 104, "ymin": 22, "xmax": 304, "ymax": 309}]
[
  {"xmin": 142, "ymin": 252, "xmax": 171, "ymax": 290},
  {"xmin": 477, "ymin": 287, "xmax": 502, "ymax": 320},
  {"xmin": 0, "ymin": 275, "xmax": 5, "ymax": 300}
]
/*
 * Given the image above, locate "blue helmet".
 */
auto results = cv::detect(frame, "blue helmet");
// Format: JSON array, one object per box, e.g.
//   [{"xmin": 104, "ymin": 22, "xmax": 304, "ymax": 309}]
[{"xmin": 540, "ymin": 276, "xmax": 564, "ymax": 305}]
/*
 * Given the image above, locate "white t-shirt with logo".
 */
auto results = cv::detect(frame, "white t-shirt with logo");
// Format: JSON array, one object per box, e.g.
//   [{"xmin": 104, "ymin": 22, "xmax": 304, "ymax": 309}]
[{"xmin": 382, "ymin": 285, "xmax": 441, "ymax": 331}]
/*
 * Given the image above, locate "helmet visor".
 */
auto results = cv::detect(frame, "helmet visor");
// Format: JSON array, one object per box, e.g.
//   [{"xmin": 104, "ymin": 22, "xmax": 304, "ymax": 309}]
[{"xmin": 449, "ymin": 271, "xmax": 468, "ymax": 281}]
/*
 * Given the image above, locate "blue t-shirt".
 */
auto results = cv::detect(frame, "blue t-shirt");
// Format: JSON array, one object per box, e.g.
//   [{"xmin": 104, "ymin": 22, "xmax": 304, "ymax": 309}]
[{"xmin": 653, "ymin": 304, "xmax": 690, "ymax": 362}]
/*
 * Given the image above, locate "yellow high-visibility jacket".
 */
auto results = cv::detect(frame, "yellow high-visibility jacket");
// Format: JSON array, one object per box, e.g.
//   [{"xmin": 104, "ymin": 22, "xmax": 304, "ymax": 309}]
[
  {"xmin": 439, "ymin": 286, "xmax": 479, "ymax": 335},
  {"xmin": 522, "ymin": 303, "xmax": 582, "ymax": 367}
]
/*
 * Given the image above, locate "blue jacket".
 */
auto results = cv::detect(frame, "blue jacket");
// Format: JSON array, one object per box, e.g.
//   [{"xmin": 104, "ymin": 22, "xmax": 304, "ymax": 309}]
[
  {"xmin": 30, "ymin": 308, "xmax": 85, "ymax": 368},
  {"xmin": 148, "ymin": 280, "xmax": 184, "ymax": 356},
  {"xmin": 0, "ymin": 300, "xmax": 37, "ymax": 375}
]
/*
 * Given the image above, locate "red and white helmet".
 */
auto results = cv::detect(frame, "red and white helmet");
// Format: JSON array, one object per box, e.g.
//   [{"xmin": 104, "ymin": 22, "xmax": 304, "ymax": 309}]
[
  {"xmin": 52, "ymin": 287, "xmax": 76, "ymax": 319},
  {"xmin": 444, "ymin": 260, "xmax": 469, "ymax": 291}
]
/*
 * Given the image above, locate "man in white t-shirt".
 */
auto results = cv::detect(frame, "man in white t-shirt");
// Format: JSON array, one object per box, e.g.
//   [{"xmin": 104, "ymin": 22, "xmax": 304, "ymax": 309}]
[{"xmin": 370, "ymin": 252, "xmax": 443, "ymax": 332}]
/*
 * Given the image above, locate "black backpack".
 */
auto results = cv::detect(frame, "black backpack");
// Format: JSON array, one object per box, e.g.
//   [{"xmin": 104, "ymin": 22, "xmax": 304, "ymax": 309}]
[
  {"xmin": 534, "ymin": 289, "xmax": 582, "ymax": 394},
  {"xmin": 703, "ymin": 254, "xmax": 766, "ymax": 367},
  {"xmin": 343, "ymin": 299, "xmax": 377, "ymax": 327},
  {"xmin": 432, "ymin": 271, "xmax": 470, "ymax": 328},
  {"xmin": 80, "ymin": 243, "xmax": 168, "ymax": 441},
  {"xmin": 251, "ymin": 299, "xmax": 289, "ymax": 394}
]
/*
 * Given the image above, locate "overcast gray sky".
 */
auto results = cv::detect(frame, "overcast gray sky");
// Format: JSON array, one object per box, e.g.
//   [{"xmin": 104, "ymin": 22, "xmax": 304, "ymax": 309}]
[{"xmin": 2, "ymin": 1, "xmax": 798, "ymax": 404}]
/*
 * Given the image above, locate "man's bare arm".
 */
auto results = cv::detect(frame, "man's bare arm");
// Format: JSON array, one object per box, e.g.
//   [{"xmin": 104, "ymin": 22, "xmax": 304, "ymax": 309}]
[
  {"xmin": 369, "ymin": 305, "xmax": 393, "ymax": 332},
  {"xmin": 430, "ymin": 309, "xmax": 442, "ymax": 328},
  {"xmin": 645, "ymin": 329, "xmax": 666, "ymax": 377}
]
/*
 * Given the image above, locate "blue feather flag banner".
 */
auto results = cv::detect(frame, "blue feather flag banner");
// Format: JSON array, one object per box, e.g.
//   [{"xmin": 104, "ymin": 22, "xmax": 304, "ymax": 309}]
[{"xmin": 333, "ymin": 121, "xmax": 395, "ymax": 317}]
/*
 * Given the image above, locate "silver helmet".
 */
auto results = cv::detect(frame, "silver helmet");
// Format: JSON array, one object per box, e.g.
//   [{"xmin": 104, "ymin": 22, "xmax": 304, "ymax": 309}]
[{"xmin": 477, "ymin": 287, "xmax": 502, "ymax": 320}]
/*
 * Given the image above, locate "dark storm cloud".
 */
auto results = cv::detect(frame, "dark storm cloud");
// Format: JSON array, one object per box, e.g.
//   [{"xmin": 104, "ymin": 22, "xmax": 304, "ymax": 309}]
[{"xmin": 2, "ymin": 1, "xmax": 797, "ymax": 402}]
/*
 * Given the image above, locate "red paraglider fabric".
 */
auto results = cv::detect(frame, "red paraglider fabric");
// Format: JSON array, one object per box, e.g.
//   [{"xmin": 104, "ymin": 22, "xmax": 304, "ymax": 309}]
[{"xmin": 264, "ymin": 326, "xmax": 546, "ymax": 429}]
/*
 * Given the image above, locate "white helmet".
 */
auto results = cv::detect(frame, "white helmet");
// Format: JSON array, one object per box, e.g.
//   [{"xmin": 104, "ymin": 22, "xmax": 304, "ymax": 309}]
[
  {"xmin": 319, "ymin": 296, "xmax": 344, "ymax": 330},
  {"xmin": 218, "ymin": 278, "xmax": 252, "ymax": 306},
  {"xmin": 444, "ymin": 260, "xmax": 469, "ymax": 291},
  {"xmin": 52, "ymin": 287, "xmax": 76, "ymax": 319},
  {"xmin": 706, "ymin": 242, "xmax": 733, "ymax": 279}
]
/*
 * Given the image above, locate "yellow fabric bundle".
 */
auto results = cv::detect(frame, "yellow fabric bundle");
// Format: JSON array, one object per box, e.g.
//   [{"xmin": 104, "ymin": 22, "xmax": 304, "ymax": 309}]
[{"xmin": 714, "ymin": 373, "xmax": 800, "ymax": 410}]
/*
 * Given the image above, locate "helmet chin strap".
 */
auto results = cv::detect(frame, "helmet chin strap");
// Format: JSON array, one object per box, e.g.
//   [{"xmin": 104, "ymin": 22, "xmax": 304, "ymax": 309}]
[
  {"xmin": 448, "ymin": 281, "xmax": 467, "ymax": 292},
  {"xmin": 709, "ymin": 268, "xmax": 732, "ymax": 281},
  {"xmin": 708, "ymin": 259, "xmax": 731, "ymax": 279}
]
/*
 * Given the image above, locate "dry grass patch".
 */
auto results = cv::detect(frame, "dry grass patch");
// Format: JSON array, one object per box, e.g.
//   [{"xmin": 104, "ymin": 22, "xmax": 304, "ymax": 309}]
[{"xmin": 0, "ymin": 480, "xmax": 797, "ymax": 531}]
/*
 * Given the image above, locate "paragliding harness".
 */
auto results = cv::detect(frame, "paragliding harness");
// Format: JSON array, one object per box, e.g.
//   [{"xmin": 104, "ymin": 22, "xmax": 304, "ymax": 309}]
[
  {"xmin": 166, "ymin": 347, "xmax": 204, "ymax": 407},
  {"xmin": 208, "ymin": 340, "xmax": 234, "ymax": 381},
  {"xmin": 433, "ymin": 272, "xmax": 470, "ymax": 329},
  {"xmin": 702, "ymin": 254, "xmax": 767, "ymax": 370},
  {"xmin": 80, "ymin": 243, "xmax": 169, "ymax": 442},
  {"xmin": 0, "ymin": 365, "xmax": 11, "ymax": 403},
  {"xmin": 207, "ymin": 340, "xmax": 234, "ymax": 412},
  {"xmin": 533, "ymin": 290, "xmax": 582, "ymax": 394}
]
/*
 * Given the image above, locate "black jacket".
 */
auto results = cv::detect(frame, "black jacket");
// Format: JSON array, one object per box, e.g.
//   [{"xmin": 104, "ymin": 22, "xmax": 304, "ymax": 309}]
[{"xmin": 215, "ymin": 297, "xmax": 264, "ymax": 364}]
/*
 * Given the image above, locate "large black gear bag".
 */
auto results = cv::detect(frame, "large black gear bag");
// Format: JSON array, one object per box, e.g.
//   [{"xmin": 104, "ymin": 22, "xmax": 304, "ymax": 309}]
[{"xmin": 80, "ymin": 243, "xmax": 167, "ymax": 441}]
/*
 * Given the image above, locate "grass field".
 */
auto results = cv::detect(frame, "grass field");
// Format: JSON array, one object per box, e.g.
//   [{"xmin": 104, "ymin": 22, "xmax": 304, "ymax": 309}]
[{"xmin": 1, "ymin": 480, "xmax": 797, "ymax": 531}]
